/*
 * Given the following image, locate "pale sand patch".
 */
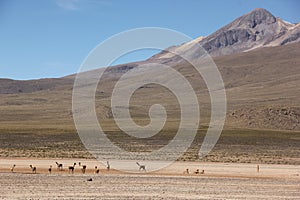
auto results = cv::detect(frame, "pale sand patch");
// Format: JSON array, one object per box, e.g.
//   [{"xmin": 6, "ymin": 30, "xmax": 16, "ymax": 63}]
[
  {"xmin": 0, "ymin": 158, "xmax": 299, "ymax": 177},
  {"xmin": 0, "ymin": 158, "xmax": 299, "ymax": 199}
]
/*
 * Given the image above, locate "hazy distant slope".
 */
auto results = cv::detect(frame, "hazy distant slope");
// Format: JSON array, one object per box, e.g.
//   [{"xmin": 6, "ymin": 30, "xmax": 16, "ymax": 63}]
[{"xmin": 0, "ymin": 77, "xmax": 74, "ymax": 94}]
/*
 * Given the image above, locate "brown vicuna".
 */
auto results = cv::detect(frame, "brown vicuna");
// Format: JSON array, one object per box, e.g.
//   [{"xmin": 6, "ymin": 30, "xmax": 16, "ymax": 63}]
[
  {"xmin": 81, "ymin": 165, "xmax": 87, "ymax": 174},
  {"xmin": 11, "ymin": 164, "xmax": 16, "ymax": 173},
  {"xmin": 94, "ymin": 166, "xmax": 100, "ymax": 174},
  {"xmin": 55, "ymin": 162, "xmax": 63, "ymax": 171},
  {"xmin": 29, "ymin": 165, "xmax": 36, "ymax": 174},
  {"xmin": 106, "ymin": 161, "xmax": 110, "ymax": 171},
  {"xmin": 48, "ymin": 165, "xmax": 52, "ymax": 174},
  {"xmin": 68, "ymin": 163, "xmax": 76, "ymax": 174},
  {"xmin": 184, "ymin": 168, "xmax": 189, "ymax": 174},
  {"xmin": 136, "ymin": 162, "xmax": 146, "ymax": 171}
]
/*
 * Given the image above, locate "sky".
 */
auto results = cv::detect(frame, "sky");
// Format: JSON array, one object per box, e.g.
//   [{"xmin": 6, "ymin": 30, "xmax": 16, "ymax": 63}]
[{"xmin": 0, "ymin": 0, "xmax": 299, "ymax": 80}]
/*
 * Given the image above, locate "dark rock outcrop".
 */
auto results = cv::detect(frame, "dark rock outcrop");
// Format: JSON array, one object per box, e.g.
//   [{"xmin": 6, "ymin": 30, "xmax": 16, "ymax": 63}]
[{"xmin": 200, "ymin": 8, "xmax": 295, "ymax": 56}]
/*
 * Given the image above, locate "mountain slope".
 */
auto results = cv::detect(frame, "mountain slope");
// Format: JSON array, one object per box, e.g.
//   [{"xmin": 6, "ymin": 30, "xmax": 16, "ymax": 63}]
[
  {"xmin": 0, "ymin": 43, "xmax": 299, "ymax": 131},
  {"xmin": 155, "ymin": 8, "xmax": 300, "ymax": 58},
  {"xmin": 0, "ymin": 8, "xmax": 299, "ymax": 131}
]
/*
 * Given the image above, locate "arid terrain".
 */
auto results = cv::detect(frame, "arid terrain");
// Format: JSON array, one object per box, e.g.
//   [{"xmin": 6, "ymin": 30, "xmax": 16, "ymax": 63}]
[
  {"xmin": 0, "ymin": 159, "xmax": 299, "ymax": 199},
  {"xmin": 1, "ymin": 44, "xmax": 299, "ymax": 165},
  {"xmin": 0, "ymin": 8, "xmax": 299, "ymax": 199}
]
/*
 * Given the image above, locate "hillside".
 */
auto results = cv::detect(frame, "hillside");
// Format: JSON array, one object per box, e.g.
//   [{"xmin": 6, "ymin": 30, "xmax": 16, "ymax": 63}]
[
  {"xmin": 0, "ymin": 8, "xmax": 299, "ymax": 131},
  {"xmin": 0, "ymin": 43, "xmax": 299, "ymax": 131},
  {"xmin": 0, "ymin": 8, "xmax": 299, "ymax": 162}
]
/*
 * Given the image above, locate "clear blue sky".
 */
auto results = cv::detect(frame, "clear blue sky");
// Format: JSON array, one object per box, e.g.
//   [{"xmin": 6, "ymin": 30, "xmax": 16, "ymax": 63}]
[{"xmin": 0, "ymin": 0, "xmax": 299, "ymax": 80}]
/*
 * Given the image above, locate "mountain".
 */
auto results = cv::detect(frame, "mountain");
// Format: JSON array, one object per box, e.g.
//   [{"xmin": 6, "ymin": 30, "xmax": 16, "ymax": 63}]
[
  {"xmin": 0, "ymin": 8, "xmax": 299, "ymax": 132},
  {"xmin": 154, "ymin": 8, "xmax": 300, "ymax": 58}
]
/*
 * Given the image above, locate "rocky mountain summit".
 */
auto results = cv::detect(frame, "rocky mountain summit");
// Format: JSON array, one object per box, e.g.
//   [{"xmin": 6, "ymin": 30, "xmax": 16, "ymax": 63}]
[{"xmin": 155, "ymin": 8, "xmax": 300, "ymax": 58}]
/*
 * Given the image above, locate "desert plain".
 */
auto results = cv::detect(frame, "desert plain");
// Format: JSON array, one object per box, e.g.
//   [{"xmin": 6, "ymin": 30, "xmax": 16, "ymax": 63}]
[
  {"xmin": 1, "ymin": 8, "xmax": 300, "ymax": 200},
  {"xmin": 0, "ymin": 158, "xmax": 299, "ymax": 200}
]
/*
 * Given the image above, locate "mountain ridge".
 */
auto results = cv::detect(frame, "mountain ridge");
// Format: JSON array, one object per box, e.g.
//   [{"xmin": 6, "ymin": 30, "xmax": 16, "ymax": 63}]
[
  {"xmin": 154, "ymin": 8, "xmax": 300, "ymax": 59},
  {"xmin": 0, "ymin": 8, "xmax": 299, "ymax": 131}
]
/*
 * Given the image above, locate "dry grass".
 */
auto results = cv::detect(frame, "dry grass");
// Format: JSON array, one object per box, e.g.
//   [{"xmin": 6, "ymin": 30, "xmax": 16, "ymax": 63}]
[
  {"xmin": 0, "ymin": 125, "xmax": 299, "ymax": 164},
  {"xmin": 0, "ymin": 44, "xmax": 299, "ymax": 164}
]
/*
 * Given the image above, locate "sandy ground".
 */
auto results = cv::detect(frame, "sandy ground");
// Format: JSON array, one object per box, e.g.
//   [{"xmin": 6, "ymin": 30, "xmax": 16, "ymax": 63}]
[{"xmin": 0, "ymin": 158, "xmax": 299, "ymax": 199}]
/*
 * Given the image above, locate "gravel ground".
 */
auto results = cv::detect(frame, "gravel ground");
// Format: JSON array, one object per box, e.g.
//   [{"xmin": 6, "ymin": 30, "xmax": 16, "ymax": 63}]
[{"xmin": 0, "ymin": 159, "xmax": 299, "ymax": 199}]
